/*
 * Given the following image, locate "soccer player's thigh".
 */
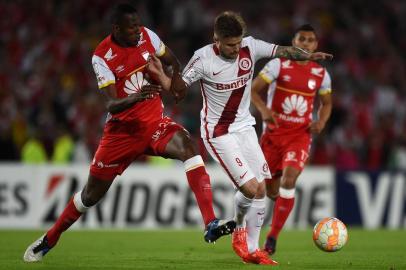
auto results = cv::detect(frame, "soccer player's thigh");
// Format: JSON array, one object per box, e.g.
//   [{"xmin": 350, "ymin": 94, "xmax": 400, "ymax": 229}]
[
  {"xmin": 260, "ymin": 134, "xmax": 283, "ymax": 197},
  {"xmin": 147, "ymin": 116, "xmax": 186, "ymax": 157},
  {"xmin": 203, "ymin": 133, "xmax": 255, "ymax": 188},
  {"xmin": 281, "ymin": 136, "xmax": 311, "ymax": 178},
  {"xmin": 90, "ymin": 129, "xmax": 149, "ymax": 181},
  {"xmin": 238, "ymin": 128, "xmax": 272, "ymax": 183}
]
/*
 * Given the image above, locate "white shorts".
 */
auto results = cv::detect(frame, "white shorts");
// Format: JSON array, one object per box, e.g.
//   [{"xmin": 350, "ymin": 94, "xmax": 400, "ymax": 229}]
[{"xmin": 203, "ymin": 127, "xmax": 272, "ymax": 187}]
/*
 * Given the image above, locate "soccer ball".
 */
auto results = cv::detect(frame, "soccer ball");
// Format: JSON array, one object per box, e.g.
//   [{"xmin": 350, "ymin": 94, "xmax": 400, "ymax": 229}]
[{"xmin": 312, "ymin": 217, "xmax": 348, "ymax": 252}]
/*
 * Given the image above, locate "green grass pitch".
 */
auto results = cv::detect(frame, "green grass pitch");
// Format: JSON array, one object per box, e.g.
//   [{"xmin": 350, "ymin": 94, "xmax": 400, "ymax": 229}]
[{"xmin": 1, "ymin": 228, "xmax": 405, "ymax": 270}]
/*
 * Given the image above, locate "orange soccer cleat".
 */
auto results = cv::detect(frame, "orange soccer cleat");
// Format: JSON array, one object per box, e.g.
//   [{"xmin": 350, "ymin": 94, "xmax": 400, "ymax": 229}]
[
  {"xmin": 243, "ymin": 249, "xmax": 279, "ymax": 265},
  {"xmin": 232, "ymin": 227, "xmax": 248, "ymax": 259}
]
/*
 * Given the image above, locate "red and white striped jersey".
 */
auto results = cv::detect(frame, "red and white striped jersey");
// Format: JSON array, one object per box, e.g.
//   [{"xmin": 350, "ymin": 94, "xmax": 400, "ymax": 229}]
[
  {"xmin": 182, "ymin": 36, "xmax": 278, "ymax": 139},
  {"xmin": 91, "ymin": 27, "xmax": 165, "ymax": 123},
  {"xmin": 259, "ymin": 58, "xmax": 332, "ymax": 135}
]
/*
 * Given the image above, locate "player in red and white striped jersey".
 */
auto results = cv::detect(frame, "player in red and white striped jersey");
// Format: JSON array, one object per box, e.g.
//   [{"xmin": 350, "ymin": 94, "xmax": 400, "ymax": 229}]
[
  {"xmin": 147, "ymin": 12, "xmax": 332, "ymax": 265},
  {"xmin": 251, "ymin": 24, "xmax": 333, "ymax": 255}
]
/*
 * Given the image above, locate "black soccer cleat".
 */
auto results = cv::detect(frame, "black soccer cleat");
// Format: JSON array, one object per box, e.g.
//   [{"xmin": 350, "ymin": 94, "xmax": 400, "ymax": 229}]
[
  {"xmin": 204, "ymin": 218, "xmax": 236, "ymax": 243},
  {"xmin": 264, "ymin": 236, "xmax": 277, "ymax": 255}
]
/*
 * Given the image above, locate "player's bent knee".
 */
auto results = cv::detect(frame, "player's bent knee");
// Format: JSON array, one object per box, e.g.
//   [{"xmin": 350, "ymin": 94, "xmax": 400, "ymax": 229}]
[
  {"xmin": 266, "ymin": 190, "xmax": 279, "ymax": 201},
  {"xmin": 281, "ymin": 177, "xmax": 296, "ymax": 189},
  {"xmin": 240, "ymin": 178, "xmax": 259, "ymax": 198},
  {"xmin": 255, "ymin": 182, "xmax": 266, "ymax": 198}
]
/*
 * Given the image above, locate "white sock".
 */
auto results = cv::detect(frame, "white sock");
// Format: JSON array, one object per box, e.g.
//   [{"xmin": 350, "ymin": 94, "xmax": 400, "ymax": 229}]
[
  {"xmin": 183, "ymin": 155, "xmax": 205, "ymax": 171},
  {"xmin": 73, "ymin": 191, "xmax": 90, "ymax": 213},
  {"xmin": 246, "ymin": 197, "xmax": 266, "ymax": 253},
  {"xmin": 234, "ymin": 191, "xmax": 254, "ymax": 228}
]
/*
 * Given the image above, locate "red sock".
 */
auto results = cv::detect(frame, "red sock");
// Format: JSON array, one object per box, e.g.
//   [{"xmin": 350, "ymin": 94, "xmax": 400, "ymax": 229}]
[
  {"xmin": 46, "ymin": 198, "xmax": 82, "ymax": 247},
  {"xmin": 268, "ymin": 196, "xmax": 295, "ymax": 239},
  {"xmin": 186, "ymin": 166, "xmax": 216, "ymax": 226}
]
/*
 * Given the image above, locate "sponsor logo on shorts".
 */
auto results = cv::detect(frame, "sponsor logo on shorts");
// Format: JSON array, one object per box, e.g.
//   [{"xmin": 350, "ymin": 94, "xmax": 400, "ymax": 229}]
[
  {"xmin": 285, "ymin": 151, "xmax": 297, "ymax": 162},
  {"xmin": 93, "ymin": 160, "xmax": 119, "ymax": 169}
]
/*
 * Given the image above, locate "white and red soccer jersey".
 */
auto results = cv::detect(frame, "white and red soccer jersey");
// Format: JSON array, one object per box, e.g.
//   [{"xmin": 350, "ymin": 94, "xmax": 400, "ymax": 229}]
[
  {"xmin": 182, "ymin": 36, "xmax": 278, "ymax": 139},
  {"xmin": 259, "ymin": 58, "xmax": 332, "ymax": 136},
  {"xmin": 92, "ymin": 27, "xmax": 166, "ymax": 123}
]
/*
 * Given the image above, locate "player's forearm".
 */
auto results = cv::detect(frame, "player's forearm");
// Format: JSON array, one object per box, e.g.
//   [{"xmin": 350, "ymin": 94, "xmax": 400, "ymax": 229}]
[
  {"xmin": 106, "ymin": 96, "xmax": 138, "ymax": 114},
  {"xmin": 170, "ymin": 73, "xmax": 188, "ymax": 102},
  {"xmin": 251, "ymin": 91, "xmax": 269, "ymax": 116},
  {"xmin": 317, "ymin": 102, "xmax": 332, "ymax": 126},
  {"xmin": 275, "ymin": 46, "xmax": 310, "ymax": 61},
  {"xmin": 106, "ymin": 93, "xmax": 151, "ymax": 114},
  {"xmin": 155, "ymin": 74, "xmax": 171, "ymax": 91}
]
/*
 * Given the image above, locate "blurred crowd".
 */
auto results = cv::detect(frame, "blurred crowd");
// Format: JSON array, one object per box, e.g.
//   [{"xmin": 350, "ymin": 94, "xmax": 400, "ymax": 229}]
[{"xmin": 1, "ymin": 0, "xmax": 406, "ymax": 170}]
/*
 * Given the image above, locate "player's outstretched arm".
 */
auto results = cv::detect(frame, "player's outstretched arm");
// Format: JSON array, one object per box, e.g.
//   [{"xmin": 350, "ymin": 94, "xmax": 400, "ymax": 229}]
[{"xmin": 275, "ymin": 46, "xmax": 333, "ymax": 61}]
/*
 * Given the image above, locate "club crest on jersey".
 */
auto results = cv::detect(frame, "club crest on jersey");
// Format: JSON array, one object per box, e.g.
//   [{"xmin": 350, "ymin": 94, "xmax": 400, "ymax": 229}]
[
  {"xmin": 308, "ymin": 78, "xmax": 316, "ymax": 90},
  {"xmin": 282, "ymin": 94, "xmax": 308, "ymax": 116},
  {"xmin": 123, "ymin": 72, "xmax": 150, "ymax": 95},
  {"xmin": 239, "ymin": 57, "xmax": 252, "ymax": 71}
]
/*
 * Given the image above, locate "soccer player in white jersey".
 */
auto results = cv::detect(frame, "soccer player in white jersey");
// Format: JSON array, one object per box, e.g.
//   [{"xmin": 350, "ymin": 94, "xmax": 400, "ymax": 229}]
[{"xmin": 147, "ymin": 11, "xmax": 332, "ymax": 265}]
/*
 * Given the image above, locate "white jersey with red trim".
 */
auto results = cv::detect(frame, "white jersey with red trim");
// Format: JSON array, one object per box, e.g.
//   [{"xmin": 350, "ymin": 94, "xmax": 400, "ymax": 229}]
[{"xmin": 182, "ymin": 36, "xmax": 278, "ymax": 139}]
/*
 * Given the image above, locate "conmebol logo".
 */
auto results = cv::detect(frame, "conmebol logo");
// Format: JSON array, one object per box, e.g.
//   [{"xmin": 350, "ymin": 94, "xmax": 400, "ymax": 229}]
[
  {"xmin": 282, "ymin": 94, "xmax": 307, "ymax": 116},
  {"xmin": 123, "ymin": 72, "xmax": 149, "ymax": 95}
]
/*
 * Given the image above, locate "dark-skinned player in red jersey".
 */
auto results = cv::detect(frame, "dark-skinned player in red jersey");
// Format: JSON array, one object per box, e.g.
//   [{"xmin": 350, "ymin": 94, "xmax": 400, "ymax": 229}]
[{"xmin": 23, "ymin": 3, "xmax": 235, "ymax": 262}]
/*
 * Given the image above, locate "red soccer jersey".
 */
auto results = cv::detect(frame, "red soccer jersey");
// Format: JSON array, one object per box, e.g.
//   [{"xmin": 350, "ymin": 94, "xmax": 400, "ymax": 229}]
[
  {"xmin": 259, "ymin": 58, "xmax": 332, "ymax": 136},
  {"xmin": 91, "ymin": 27, "xmax": 166, "ymax": 125}
]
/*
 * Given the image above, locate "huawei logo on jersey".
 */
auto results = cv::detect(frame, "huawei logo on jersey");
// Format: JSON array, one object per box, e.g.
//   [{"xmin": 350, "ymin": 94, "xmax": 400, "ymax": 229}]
[
  {"xmin": 282, "ymin": 94, "xmax": 308, "ymax": 116},
  {"xmin": 123, "ymin": 72, "xmax": 150, "ymax": 95}
]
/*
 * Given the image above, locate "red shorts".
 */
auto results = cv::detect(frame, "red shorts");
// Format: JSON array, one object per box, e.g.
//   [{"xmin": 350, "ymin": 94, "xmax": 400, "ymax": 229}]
[
  {"xmin": 260, "ymin": 131, "xmax": 311, "ymax": 178},
  {"xmin": 90, "ymin": 116, "xmax": 184, "ymax": 180}
]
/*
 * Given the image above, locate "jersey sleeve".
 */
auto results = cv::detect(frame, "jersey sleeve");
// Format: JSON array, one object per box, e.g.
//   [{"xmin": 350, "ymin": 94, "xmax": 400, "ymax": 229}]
[
  {"xmin": 258, "ymin": 58, "xmax": 281, "ymax": 84},
  {"xmin": 247, "ymin": 36, "xmax": 278, "ymax": 61},
  {"xmin": 318, "ymin": 70, "xmax": 332, "ymax": 95},
  {"xmin": 182, "ymin": 54, "xmax": 204, "ymax": 86},
  {"xmin": 92, "ymin": 55, "xmax": 115, "ymax": 89},
  {"xmin": 144, "ymin": 27, "xmax": 166, "ymax": 57}
]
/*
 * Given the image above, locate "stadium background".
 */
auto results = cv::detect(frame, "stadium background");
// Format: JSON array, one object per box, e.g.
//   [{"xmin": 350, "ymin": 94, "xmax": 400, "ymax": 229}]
[{"xmin": 1, "ymin": 0, "xmax": 406, "ymax": 170}]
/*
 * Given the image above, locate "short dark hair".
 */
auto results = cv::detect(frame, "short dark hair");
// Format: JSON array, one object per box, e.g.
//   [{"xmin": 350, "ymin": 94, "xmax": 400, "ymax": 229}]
[
  {"xmin": 294, "ymin": 24, "xmax": 317, "ymax": 36},
  {"xmin": 214, "ymin": 11, "xmax": 246, "ymax": 39},
  {"xmin": 111, "ymin": 3, "xmax": 138, "ymax": 25}
]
